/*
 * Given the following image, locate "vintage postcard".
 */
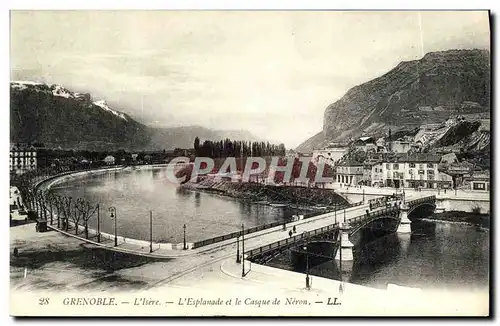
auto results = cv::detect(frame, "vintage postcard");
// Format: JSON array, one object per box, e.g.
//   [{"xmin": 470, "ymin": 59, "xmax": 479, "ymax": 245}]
[{"xmin": 9, "ymin": 10, "xmax": 490, "ymax": 316}]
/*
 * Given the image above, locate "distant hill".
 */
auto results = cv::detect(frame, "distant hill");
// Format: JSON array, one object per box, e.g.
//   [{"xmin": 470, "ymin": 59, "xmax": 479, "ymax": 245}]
[
  {"xmin": 10, "ymin": 81, "xmax": 265, "ymax": 151},
  {"xmin": 149, "ymin": 125, "xmax": 265, "ymax": 150},
  {"xmin": 295, "ymin": 131, "xmax": 325, "ymax": 153},
  {"xmin": 297, "ymin": 49, "xmax": 490, "ymax": 151}
]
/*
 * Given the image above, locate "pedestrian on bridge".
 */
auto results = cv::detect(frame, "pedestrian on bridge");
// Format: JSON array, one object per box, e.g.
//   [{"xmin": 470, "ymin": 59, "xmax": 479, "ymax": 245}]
[
  {"xmin": 293, "ymin": 225, "xmax": 296, "ymax": 233},
  {"xmin": 289, "ymin": 230, "xmax": 293, "ymax": 238}
]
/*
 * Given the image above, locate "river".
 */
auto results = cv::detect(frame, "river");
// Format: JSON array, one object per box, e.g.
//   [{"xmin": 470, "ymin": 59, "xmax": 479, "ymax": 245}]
[
  {"xmin": 49, "ymin": 167, "xmax": 297, "ymax": 243},
  {"xmin": 267, "ymin": 220, "xmax": 489, "ymax": 291},
  {"xmin": 49, "ymin": 167, "xmax": 489, "ymax": 290}
]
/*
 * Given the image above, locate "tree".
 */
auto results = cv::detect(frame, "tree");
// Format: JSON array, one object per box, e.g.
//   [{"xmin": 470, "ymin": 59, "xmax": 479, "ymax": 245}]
[
  {"xmin": 75, "ymin": 198, "xmax": 98, "ymax": 239},
  {"xmin": 69, "ymin": 198, "xmax": 85, "ymax": 235},
  {"xmin": 194, "ymin": 137, "xmax": 200, "ymax": 155},
  {"xmin": 54, "ymin": 196, "xmax": 73, "ymax": 232}
]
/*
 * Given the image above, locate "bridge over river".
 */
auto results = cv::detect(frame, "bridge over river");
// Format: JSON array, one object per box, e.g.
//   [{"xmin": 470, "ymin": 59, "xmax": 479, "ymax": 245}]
[
  {"xmin": 243, "ymin": 195, "xmax": 436, "ymax": 265},
  {"xmin": 17, "ymin": 169, "xmax": 488, "ymax": 316}
]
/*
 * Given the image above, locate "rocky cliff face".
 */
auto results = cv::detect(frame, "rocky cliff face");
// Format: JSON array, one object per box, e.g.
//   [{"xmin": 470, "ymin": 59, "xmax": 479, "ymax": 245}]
[
  {"xmin": 432, "ymin": 119, "xmax": 490, "ymax": 153},
  {"xmin": 298, "ymin": 49, "xmax": 490, "ymax": 152}
]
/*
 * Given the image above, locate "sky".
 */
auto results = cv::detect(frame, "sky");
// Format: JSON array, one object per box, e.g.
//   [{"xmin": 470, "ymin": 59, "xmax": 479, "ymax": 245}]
[{"xmin": 10, "ymin": 11, "xmax": 490, "ymax": 148}]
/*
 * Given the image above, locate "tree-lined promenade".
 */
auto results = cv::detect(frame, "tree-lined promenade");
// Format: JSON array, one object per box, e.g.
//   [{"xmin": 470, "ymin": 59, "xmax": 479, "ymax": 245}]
[{"xmin": 12, "ymin": 167, "xmax": 104, "ymax": 241}]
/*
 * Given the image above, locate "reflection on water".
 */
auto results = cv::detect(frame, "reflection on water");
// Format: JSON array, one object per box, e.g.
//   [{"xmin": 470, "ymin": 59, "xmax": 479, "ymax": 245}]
[
  {"xmin": 50, "ymin": 167, "xmax": 295, "ymax": 243},
  {"xmin": 269, "ymin": 220, "xmax": 489, "ymax": 291}
]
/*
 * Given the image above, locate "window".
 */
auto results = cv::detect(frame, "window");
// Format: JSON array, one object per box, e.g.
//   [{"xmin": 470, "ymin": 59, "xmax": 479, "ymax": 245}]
[
  {"xmin": 409, "ymin": 163, "xmax": 416, "ymax": 168},
  {"xmin": 473, "ymin": 182, "xmax": 485, "ymax": 190},
  {"xmin": 393, "ymin": 163, "xmax": 399, "ymax": 169},
  {"xmin": 386, "ymin": 164, "xmax": 391, "ymax": 169},
  {"xmin": 419, "ymin": 164, "xmax": 424, "ymax": 169},
  {"xmin": 427, "ymin": 163, "xmax": 434, "ymax": 168},
  {"xmin": 427, "ymin": 170, "xmax": 434, "ymax": 175}
]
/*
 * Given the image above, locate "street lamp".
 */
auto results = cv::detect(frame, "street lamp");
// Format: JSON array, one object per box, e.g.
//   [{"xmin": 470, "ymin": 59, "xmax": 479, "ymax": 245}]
[
  {"xmin": 241, "ymin": 223, "xmax": 245, "ymax": 277},
  {"xmin": 236, "ymin": 235, "xmax": 241, "ymax": 263},
  {"xmin": 108, "ymin": 206, "xmax": 117, "ymax": 247},
  {"xmin": 149, "ymin": 211, "xmax": 153, "ymax": 253},
  {"xmin": 183, "ymin": 224, "xmax": 187, "ymax": 250},
  {"xmin": 96, "ymin": 204, "xmax": 101, "ymax": 243},
  {"xmin": 303, "ymin": 243, "xmax": 310, "ymax": 290},
  {"xmin": 339, "ymin": 225, "xmax": 343, "ymax": 294},
  {"xmin": 334, "ymin": 201, "xmax": 337, "ymax": 224},
  {"xmin": 343, "ymin": 208, "xmax": 346, "ymax": 223}
]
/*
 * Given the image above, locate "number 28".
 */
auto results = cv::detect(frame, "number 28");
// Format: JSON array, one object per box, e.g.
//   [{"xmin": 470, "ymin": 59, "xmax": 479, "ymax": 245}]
[{"xmin": 38, "ymin": 298, "xmax": 50, "ymax": 305}]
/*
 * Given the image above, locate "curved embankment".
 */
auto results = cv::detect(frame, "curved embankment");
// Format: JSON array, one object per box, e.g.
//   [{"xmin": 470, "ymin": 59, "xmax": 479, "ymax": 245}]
[
  {"xmin": 35, "ymin": 165, "xmax": 194, "ymax": 253},
  {"xmin": 182, "ymin": 178, "xmax": 350, "ymax": 209}
]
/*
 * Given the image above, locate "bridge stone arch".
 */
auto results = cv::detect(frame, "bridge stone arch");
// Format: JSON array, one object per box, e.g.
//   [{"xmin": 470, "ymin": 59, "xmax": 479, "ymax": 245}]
[
  {"xmin": 290, "ymin": 239, "xmax": 339, "ymax": 267},
  {"xmin": 407, "ymin": 201, "xmax": 437, "ymax": 219},
  {"xmin": 348, "ymin": 210, "xmax": 400, "ymax": 237}
]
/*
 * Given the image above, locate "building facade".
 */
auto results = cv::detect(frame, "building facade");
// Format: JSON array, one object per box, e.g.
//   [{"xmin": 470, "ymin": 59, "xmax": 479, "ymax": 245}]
[
  {"xmin": 378, "ymin": 154, "xmax": 450, "ymax": 189},
  {"xmin": 336, "ymin": 162, "xmax": 364, "ymax": 186},
  {"xmin": 10, "ymin": 144, "xmax": 37, "ymax": 175},
  {"xmin": 371, "ymin": 162, "xmax": 384, "ymax": 187},
  {"xmin": 352, "ymin": 137, "xmax": 377, "ymax": 152},
  {"xmin": 389, "ymin": 140, "xmax": 412, "ymax": 153},
  {"xmin": 312, "ymin": 147, "xmax": 348, "ymax": 166},
  {"xmin": 466, "ymin": 171, "xmax": 490, "ymax": 191}
]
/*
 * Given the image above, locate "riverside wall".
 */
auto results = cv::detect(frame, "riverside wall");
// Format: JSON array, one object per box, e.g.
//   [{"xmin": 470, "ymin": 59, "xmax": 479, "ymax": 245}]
[{"xmin": 35, "ymin": 165, "xmax": 194, "ymax": 251}]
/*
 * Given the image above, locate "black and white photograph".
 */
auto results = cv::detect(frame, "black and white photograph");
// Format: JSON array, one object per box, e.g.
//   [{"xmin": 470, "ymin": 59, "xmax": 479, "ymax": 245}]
[{"xmin": 8, "ymin": 9, "xmax": 491, "ymax": 316}]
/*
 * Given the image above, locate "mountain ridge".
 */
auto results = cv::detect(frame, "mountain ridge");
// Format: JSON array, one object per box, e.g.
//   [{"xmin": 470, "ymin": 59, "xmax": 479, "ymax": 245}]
[
  {"xmin": 297, "ymin": 49, "xmax": 490, "ymax": 152},
  {"xmin": 10, "ymin": 81, "xmax": 267, "ymax": 151}
]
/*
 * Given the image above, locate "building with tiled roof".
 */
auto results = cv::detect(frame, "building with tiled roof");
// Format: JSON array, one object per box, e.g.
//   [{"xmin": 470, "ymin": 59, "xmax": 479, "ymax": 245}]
[{"xmin": 376, "ymin": 153, "xmax": 450, "ymax": 189}]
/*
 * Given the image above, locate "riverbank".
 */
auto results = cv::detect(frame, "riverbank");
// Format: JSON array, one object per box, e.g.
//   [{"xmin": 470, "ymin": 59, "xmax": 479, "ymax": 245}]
[
  {"xmin": 182, "ymin": 178, "xmax": 350, "ymax": 211},
  {"xmin": 424, "ymin": 211, "xmax": 490, "ymax": 229}
]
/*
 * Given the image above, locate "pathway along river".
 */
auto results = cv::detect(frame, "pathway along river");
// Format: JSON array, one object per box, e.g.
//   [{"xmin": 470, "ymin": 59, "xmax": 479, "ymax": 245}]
[
  {"xmin": 50, "ymin": 166, "xmax": 489, "ymax": 290},
  {"xmin": 49, "ymin": 166, "xmax": 300, "ymax": 243}
]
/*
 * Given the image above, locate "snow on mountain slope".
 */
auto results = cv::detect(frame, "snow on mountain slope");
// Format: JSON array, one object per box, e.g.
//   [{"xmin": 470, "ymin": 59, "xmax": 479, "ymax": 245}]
[
  {"xmin": 93, "ymin": 100, "xmax": 128, "ymax": 121},
  {"xmin": 50, "ymin": 84, "xmax": 75, "ymax": 98},
  {"xmin": 10, "ymin": 80, "xmax": 44, "ymax": 91},
  {"xmin": 11, "ymin": 81, "xmax": 84, "ymax": 99}
]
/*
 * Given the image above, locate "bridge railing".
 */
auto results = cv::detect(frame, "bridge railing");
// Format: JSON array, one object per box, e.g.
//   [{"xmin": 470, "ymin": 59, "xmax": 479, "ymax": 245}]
[
  {"xmin": 246, "ymin": 204, "xmax": 404, "ymax": 260},
  {"xmin": 246, "ymin": 222, "xmax": 340, "ymax": 259},
  {"xmin": 193, "ymin": 199, "xmax": 359, "ymax": 248},
  {"xmin": 349, "ymin": 200, "xmax": 364, "ymax": 207},
  {"xmin": 368, "ymin": 194, "xmax": 403, "ymax": 209},
  {"xmin": 347, "ymin": 206, "xmax": 399, "ymax": 226},
  {"xmin": 192, "ymin": 220, "xmax": 286, "ymax": 248},
  {"xmin": 406, "ymin": 195, "xmax": 436, "ymax": 207}
]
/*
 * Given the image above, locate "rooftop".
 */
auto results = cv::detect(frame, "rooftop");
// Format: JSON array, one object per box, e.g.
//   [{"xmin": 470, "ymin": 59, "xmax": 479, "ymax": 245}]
[
  {"xmin": 336, "ymin": 160, "xmax": 364, "ymax": 166},
  {"xmin": 384, "ymin": 153, "xmax": 442, "ymax": 163}
]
